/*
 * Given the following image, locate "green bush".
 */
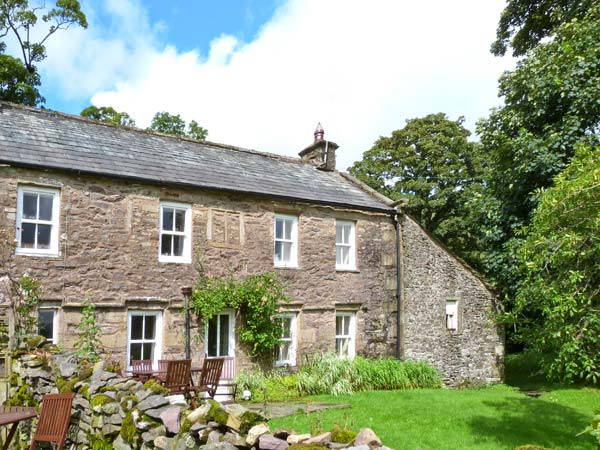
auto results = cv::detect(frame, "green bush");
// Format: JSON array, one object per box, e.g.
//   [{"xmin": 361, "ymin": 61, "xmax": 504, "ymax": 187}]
[{"xmin": 236, "ymin": 368, "xmax": 300, "ymax": 402}]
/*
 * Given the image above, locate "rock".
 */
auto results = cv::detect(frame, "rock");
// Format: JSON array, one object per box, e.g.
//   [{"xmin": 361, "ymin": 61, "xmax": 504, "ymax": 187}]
[
  {"xmin": 88, "ymin": 380, "xmax": 107, "ymax": 394},
  {"xmin": 259, "ymin": 434, "xmax": 289, "ymax": 450},
  {"xmin": 174, "ymin": 432, "xmax": 198, "ymax": 449},
  {"xmin": 304, "ymin": 432, "xmax": 332, "ymax": 445},
  {"xmin": 73, "ymin": 396, "xmax": 90, "ymax": 409},
  {"xmin": 154, "ymin": 436, "xmax": 173, "ymax": 450},
  {"xmin": 202, "ymin": 443, "xmax": 237, "ymax": 450},
  {"xmin": 136, "ymin": 389, "xmax": 152, "ymax": 402},
  {"xmin": 207, "ymin": 430, "xmax": 223, "ymax": 444},
  {"xmin": 344, "ymin": 446, "xmax": 369, "ymax": 450},
  {"xmin": 142, "ymin": 425, "xmax": 166, "ymax": 443},
  {"xmin": 273, "ymin": 429, "xmax": 291, "ymax": 440},
  {"xmin": 160, "ymin": 406, "xmax": 182, "ymax": 434},
  {"xmin": 146, "ymin": 405, "xmax": 171, "ymax": 420},
  {"xmin": 106, "ymin": 413, "xmax": 123, "ymax": 425},
  {"xmin": 59, "ymin": 362, "xmax": 77, "ymax": 378},
  {"xmin": 246, "ymin": 423, "xmax": 270, "ymax": 446},
  {"xmin": 187, "ymin": 403, "xmax": 211, "ymax": 424},
  {"xmin": 328, "ymin": 443, "xmax": 348, "ymax": 449},
  {"xmin": 101, "ymin": 423, "xmax": 121, "ymax": 436},
  {"xmin": 113, "ymin": 435, "xmax": 133, "ymax": 450},
  {"xmin": 224, "ymin": 431, "xmax": 246, "ymax": 447},
  {"xmin": 101, "ymin": 402, "xmax": 120, "ymax": 415},
  {"xmin": 90, "ymin": 415, "xmax": 104, "ymax": 428},
  {"xmin": 166, "ymin": 394, "xmax": 187, "ymax": 405},
  {"xmin": 137, "ymin": 394, "xmax": 169, "ymax": 411},
  {"xmin": 27, "ymin": 369, "xmax": 53, "ymax": 380},
  {"xmin": 354, "ymin": 428, "xmax": 381, "ymax": 447},
  {"xmin": 287, "ymin": 434, "xmax": 311, "ymax": 444}
]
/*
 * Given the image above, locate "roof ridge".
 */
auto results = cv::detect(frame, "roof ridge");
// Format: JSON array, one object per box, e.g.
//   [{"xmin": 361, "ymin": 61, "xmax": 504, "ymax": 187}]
[{"xmin": 0, "ymin": 101, "xmax": 304, "ymax": 165}]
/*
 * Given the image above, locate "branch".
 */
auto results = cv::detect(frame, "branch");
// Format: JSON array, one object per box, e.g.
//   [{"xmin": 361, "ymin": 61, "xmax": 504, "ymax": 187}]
[{"xmin": 6, "ymin": 15, "xmax": 30, "ymax": 67}]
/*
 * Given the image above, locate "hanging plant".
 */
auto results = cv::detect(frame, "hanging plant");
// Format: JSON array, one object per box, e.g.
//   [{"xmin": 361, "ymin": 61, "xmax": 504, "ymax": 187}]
[{"xmin": 189, "ymin": 272, "xmax": 289, "ymax": 360}]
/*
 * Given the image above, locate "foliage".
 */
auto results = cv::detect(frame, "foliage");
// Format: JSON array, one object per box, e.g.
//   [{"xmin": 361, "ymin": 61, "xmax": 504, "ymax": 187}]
[
  {"xmin": 490, "ymin": 0, "xmax": 594, "ymax": 56},
  {"xmin": 5, "ymin": 384, "xmax": 35, "ymax": 406},
  {"xmin": 349, "ymin": 113, "xmax": 487, "ymax": 267},
  {"xmin": 235, "ymin": 368, "xmax": 300, "ymax": 402},
  {"xmin": 511, "ymin": 143, "xmax": 600, "ymax": 384},
  {"xmin": 330, "ymin": 423, "xmax": 357, "ymax": 444},
  {"xmin": 475, "ymin": 8, "xmax": 600, "ymax": 302},
  {"xmin": 74, "ymin": 298, "xmax": 102, "ymax": 363},
  {"xmin": 0, "ymin": 53, "xmax": 42, "ymax": 105},
  {"xmin": 12, "ymin": 274, "xmax": 41, "ymax": 339},
  {"xmin": 149, "ymin": 111, "xmax": 208, "ymax": 140},
  {"xmin": 190, "ymin": 272, "xmax": 288, "ymax": 360},
  {"xmin": 80, "ymin": 105, "xmax": 136, "ymax": 127},
  {"xmin": 577, "ymin": 409, "xmax": 600, "ymax": 447}
]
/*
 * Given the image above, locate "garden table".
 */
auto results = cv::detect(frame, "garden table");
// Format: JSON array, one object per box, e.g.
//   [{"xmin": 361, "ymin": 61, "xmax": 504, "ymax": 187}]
[{"xmin": 0, "ymin": 405, "xmax": 37, "ymax": 450}]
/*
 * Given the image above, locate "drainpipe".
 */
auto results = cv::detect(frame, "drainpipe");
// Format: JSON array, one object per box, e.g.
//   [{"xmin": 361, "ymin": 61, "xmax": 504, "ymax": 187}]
[
  {"xmin": 392, "ymin": 206, "xmax": 404, "ymax": 360},
  {"xmin": 181, "ymin": 286, "xmax": 192, "ymax": 359}
]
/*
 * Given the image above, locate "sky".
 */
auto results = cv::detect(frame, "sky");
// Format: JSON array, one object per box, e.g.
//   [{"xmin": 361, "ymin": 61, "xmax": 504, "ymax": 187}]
[{"xmin": 22, "ymin": 0, "xmax": 513, "ymax": 171}]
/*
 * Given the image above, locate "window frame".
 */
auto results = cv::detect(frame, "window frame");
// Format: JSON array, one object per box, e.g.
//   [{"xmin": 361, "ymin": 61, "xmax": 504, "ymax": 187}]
[
  {"xmin": 335, "ymin": 220, "xmax": 356, "ymax": 270},
  {"xmin": 38, "ymin": 308, "xmax": 58, "ymax": 345},
  {"xmin": 158, "ymin": 201, "xmax": 192, "ymax": 264},
  {"xmin": 204, "ymin": 309, "xmax": 235, "ymax": 357},
  {"xmin": 274, "ymin": 313, "xmax": 297, "ymax": 367},
  {"xmin": 126, "ymin": 310, "xmax": 163, "ymax": 369},
  {"xmin": 335, "ymin": 311, "xmax": 356, "ymax": 358},
  {"xmin": 16, "ymin": 186, "xmax": 60, "ymax": 257},
  {"xmin": 446, "ymin": 300, "xmax": 459, "ymax": 331},
  {"xmin": 273, "ymin": 214, "xmax": 299, "ymax": 268}
]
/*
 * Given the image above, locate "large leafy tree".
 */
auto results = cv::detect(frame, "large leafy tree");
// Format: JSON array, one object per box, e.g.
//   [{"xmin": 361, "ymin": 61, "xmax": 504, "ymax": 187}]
[
  {"xmin": 149, "ymin": 111, "xmax": 208, "ymax": 141},
  {"xmin": 80, "ymin": 105, "xmax": 136, "ymax": 127},
  {"xmin": 349, "ymin": 113, "xmax": 486, "ymax": 264},
  {"xmin": 476, "ymin": 8, "xmax": 600, "ymax": 293},
  {"xmin": 513, "ymin": 143, "xmax": 600, "ymax": 383},
  {"xmin": 491, "ymin": 0, "xmax": 594, "ymax": 56},
  {"xmin": 0, "ymin": 0, "xmax": 87, "ymax": 105}
]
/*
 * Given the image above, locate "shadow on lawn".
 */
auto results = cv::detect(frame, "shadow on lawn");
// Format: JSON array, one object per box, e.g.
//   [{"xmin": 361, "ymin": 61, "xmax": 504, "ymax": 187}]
[{"xmin": 468, "ymin": 396, "xmax": 594, "ymax": 449}]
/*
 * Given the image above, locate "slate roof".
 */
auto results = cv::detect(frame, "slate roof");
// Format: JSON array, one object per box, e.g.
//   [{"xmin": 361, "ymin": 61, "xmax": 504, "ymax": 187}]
[{"xmin": 0, "ymin": 103, "xmax": 394, "ymax": 212}]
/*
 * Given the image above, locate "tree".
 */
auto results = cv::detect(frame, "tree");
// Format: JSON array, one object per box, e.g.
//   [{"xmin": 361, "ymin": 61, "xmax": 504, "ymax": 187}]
[
  {"xmin": 512, "ymin": 143, "xmax": 600, "ymax": 383},
  {"xmin": 149, "ymin": 111, "xmax": 208, "ymax": 141},
  {"xmin": 491, "ymin": 0, "xmax": 593, "ymax": 57},
  {"xmin": 80, "ymin": 105, "xmax": 136, "ymax": 127},
  {"xmin": 0, "ymin": 0, "xmax": 87, "ymax": 105},
  {"xmin": 476, "ymin": 8, "xmax": 600, "ymax": 293},
  {"xmin": 349, "ymin": 113, "xmax": 486, "ymax": 265}
]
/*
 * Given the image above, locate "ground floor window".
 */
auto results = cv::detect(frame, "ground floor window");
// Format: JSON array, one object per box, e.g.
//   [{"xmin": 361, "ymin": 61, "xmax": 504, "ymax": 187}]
[
  {"xmin": 127, "ymin": 310, "xmax": 162, "ymax": 367},
  {"xmin": 275, "ymin": 313, "xmax": 297, "ymax": 367},
  {"xmin": 206, "ymin": 310, "xmax": 234, "ymax": 357},
  {"xmin": 38, "ymin": 309, "xmax": 57, "ymax": 344},
  {"xmin": 335, "ymin": 312, "xmax": 356, "ymax": 358}
]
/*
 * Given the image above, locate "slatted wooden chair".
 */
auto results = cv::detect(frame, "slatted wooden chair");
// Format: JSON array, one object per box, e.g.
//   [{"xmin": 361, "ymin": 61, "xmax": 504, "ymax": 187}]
[
  {"xmin": 212, "ymin": 356, "xmax": 237, "ymax": 403},
  {"xmin": 157, "ymin": 359, "xmax": 169, "ymax": 382},
  {"xmin": 160, "ymin": 359, "xmax": 199, "ymax": 407},
  {"xmin": 28, "ymin": 393, "xmax": 74, "ymax": 450},
  {"xmin": 198, "ymin": 357, "xmax": 224, "ymax": 402},
  {"xmin": 130, "ymin": 359, "xmax": 153, "ymax": 380}
]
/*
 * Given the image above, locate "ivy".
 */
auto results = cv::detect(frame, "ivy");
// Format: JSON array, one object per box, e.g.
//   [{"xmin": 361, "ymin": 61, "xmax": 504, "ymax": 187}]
[
  {"xmin": 75, "ymin": 298, "xmax": 103, "ymax": 363},
  {"xmin": 190, "ymin": 272, "xmax": 289, "ymax": 361}
]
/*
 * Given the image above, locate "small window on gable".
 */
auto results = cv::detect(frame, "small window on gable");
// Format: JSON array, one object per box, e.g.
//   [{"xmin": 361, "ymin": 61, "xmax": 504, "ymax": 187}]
[
  {"xmin": 16, "ymin": 186, "xmax": 60, "ymax": 256},
  {"xmin": 335, "ymin": 312, "xmax": 356, "ymax": 358},
  {"xmin": 275, "ymin": 313, "xmax": 297, "ymax": 367},
  {"xmin": 38, "ymin": 309, "xmax": 58, "ymax": 344},
  {"xmin": 336, "ymin": 220, "xmax": 356, "ymax": 270},
  {"xmin": 159, "ymin": 202, "xmax": 192, "ymax": 263},
  {"xmin": 446, "ymin": 300, "xmax": 458, "ymax": 330},
  {"xmin": 274, "ymin": 214, "xmax": 298, "ymax": 268}
]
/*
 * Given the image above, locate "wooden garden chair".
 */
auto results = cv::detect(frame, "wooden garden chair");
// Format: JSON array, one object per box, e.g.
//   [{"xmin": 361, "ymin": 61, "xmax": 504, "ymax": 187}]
[
  {"xmin": 198, "ymin": 357, "xmax": 224, "ymax": 401},
  {"xmin": 130, "ymin": 359, "xmax": 153, "ymax": 380},
  {"xmin": 28, "ymin": 393, "xmax": 74, "ymax": 450},
  {"xmin": 160, "ymin": 359, "xmax": 199, "ymax": 407},
  {"xmin": 156, "ymin": 359, "xmax": 169, "ymax": 382},
  {"xmin": 210, "ymin": 355, "xmax": 237, "ymax": 403}
]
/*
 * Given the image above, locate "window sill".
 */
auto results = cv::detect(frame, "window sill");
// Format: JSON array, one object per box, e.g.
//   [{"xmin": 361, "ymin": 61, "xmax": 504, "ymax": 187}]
[
  {"xmin": 274, "ymin": 265, "xmax": 299, "ymax": 270},
  {"xmin": 15, "ymin": 249, "xmax": 59, "ymax": 258},
  {"xmin": 158, "ymin": 257, "xmax": 192, "ymax": 264},
  {"xmin": 336, "ymin": 267, "xmax": 359, "ymax": 273}
]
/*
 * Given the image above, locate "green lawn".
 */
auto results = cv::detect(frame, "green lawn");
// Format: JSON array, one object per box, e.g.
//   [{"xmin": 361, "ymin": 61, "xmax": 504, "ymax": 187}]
[{"xmin": 269, "ymin": 385, "xmax": 599, "ymax": 449}]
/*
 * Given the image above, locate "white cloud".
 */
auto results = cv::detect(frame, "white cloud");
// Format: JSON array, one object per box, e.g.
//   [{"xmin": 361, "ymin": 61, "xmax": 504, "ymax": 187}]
[{"xmin": 41, "ymin": 0, "xmax": 513, "ymax": 170}]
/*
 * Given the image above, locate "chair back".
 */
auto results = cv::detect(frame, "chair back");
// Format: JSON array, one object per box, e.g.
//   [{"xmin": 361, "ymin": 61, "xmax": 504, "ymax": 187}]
[
  {"xmin": 158, "ymin": 359, "xmax": 168, "ymax": 371},
  {"xmin": 220, "ymin": 356, "xmax": 235, "ymax": 380},
  {"xmin": 29, "ymin": 393, "xmax": 74, "ymax": 450},
  {"xmin": 199, "ymin": 357, "xmax": 224, "ymax": 398},
  {"xmin": 131, "ymin": 359, "xmax": 152, "ymax": 371},
  {"xmin": 164, "ymin": 359, "xmax": 191, "ymax": 388}
]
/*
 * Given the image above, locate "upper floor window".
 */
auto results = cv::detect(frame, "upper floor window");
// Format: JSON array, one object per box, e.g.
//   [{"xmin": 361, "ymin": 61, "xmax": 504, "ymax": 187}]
[
  {"xmin": 446, "ymin": 300, "xmax": 458, "ymax": 330},
  {"xmin": 336, "ymin": 312, "xmax": 356, "ymax": 358},
  {"xmin": 274, "ymin": 214, "xmax": 298, "ymax": 268},
  {"xmin": 159, "ymin": 202, "xmax": 192, "ymax": 263},
  {"xmin": 336, "ymin": 220, "xmax": 356, "ymax": 270},
  {"xmin": 16, "ymin": 186, "xmax": 60, "ymax": 256},
  {"xmin": 275, "ymin": 313, "xmax": 297, "ymax": 367}
]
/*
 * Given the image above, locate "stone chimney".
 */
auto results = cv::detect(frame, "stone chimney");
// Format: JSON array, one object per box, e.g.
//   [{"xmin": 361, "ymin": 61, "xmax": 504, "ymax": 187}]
[{"xmin": 298, "ymin": 123, "xmax": 339, "ymax": 171}]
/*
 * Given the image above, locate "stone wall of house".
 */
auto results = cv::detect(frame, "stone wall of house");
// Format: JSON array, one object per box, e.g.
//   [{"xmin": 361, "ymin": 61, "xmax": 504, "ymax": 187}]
[
  {"xmin": 0, "ymin": 165, "xmax": 503, "ymax": 383},
  {"xmin": 400, "ymin": 215, "xmax": 504, "ymax": 384}
]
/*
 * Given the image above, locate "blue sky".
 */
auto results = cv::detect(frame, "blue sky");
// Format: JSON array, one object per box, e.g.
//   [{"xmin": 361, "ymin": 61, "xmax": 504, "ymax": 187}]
[{"xmin": 28, "ymin": 0, "xmax": 514, "ymax": 170}]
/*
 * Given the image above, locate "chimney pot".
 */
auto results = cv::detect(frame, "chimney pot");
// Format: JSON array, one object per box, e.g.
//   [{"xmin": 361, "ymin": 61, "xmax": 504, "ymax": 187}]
[{"xmin": 314, "ymin": 122, "xmax": 324, "ymax": 142}]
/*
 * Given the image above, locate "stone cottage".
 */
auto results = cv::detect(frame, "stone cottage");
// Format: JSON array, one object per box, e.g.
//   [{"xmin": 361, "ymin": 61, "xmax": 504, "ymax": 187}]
[{"xmin": 0, "ymin": 103, "xmax": 503, "ymax": 384}]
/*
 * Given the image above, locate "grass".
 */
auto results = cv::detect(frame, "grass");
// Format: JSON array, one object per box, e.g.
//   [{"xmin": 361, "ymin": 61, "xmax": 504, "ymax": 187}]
[{"xmin": 269, "ymin": 354, "xmax": 600, "ymax": 449}]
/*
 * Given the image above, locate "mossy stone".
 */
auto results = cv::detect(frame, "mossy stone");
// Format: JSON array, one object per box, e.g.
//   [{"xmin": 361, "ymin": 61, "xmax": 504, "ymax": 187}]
[
  {"xmin": 120, "ymin": 412, "xmax": 138, "ymax": 443},
  {"xmin": 90, "ymin": 394, "xmax": 113, "ymax": 410},
  {"xmin": 330, "ymin": 425, "xmax": 356, "ymax": 444}
]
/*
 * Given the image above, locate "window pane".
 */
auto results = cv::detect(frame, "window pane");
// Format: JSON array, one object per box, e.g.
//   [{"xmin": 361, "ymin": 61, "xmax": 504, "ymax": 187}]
[
  {"xmin": 336, "ymin": 338, "xmax": 349, "ymax": 357},
  {"xmin": 343, "ymin": 316, "xmax": 350, "ymax": 335},
  {"xmin": 144, "ymin": 315, "xmax": 156, "ymax": 339},
  {"xmin": 219, "ymin": 314, "xmax": 230, "ymax": 356},
  {"xmin": 142, "ymin": 342, "xmax": 155, "ymax": 361},
  {"xmin": 341, "ymin": 246, "xmax": 349, "ymax": 265},
  {"xmin": 22, "ymin": 193, "xmax": 37, "ymax": 219},
  {"xmin": 38, "ymin": 195, "xmax": 53, "ymax": 221},
  {"xmin": 284, "ymin": 219, "xmax": 292, "ymax": 240},
  {"xmin": 21, "ymin": 223, "xmax": 36, "ymax": 248},
  {"xmin": 130, "ymin": 343, "xmax": 142, "ymax": 362},
  {"xmin": 283, "ymin": 242, "xmax": 291, "ymax": 262},
  {"xmin": 274, "ymin": 241, "xmax": 283, "ymax": 262},
  {"xmin": 173, "ymin": 235, "xmax": 184, "ymax": 257},
  {"xmin": 336, "ymin": 246, "xmax": 342, "ymax": 265},
  {"xmin": 343, "ymin": 225, "xmax": 351, "ymax": 244},
  {"xmin": 336, "ymin": 316, "xmax": 343, "ymax": 335},
  {"xmin": 38, "ymin": 310, "xmax": 54, "ymax": 341},
  {"xmin": 162, "ymin": 207, "xmax": 174, "ymax": 231},
  {"xmin": 281, "ymin": 318, "xmax": 291, "ymax": 339},
  {"xmin": 336, "ymin": 224, "xmax": 343, "ymax": 244},
  {"xmin": 36, "ymin": 224, "xmax": 51, "ymax": 249},
  {"xmin": 131, "ymin": 316, "xmax": 143, "ymax": 340},
  {"xmin": 207, "ymin": 316, "xmax": 218, "ymax": 357},
  {"xmin": 275, "ymin": 219, "xmax": 283, "ymax": 239},
  {"xmin": 279, "ymin": 342, "xmax": 290, "ymax": 362},
  {"xmin": 160, "ymin": 234, "xmax": 172, "ymax": 256},
  {"xmin": 174, "ymin": 209, "xmax": 185, "ymax": 232}
]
